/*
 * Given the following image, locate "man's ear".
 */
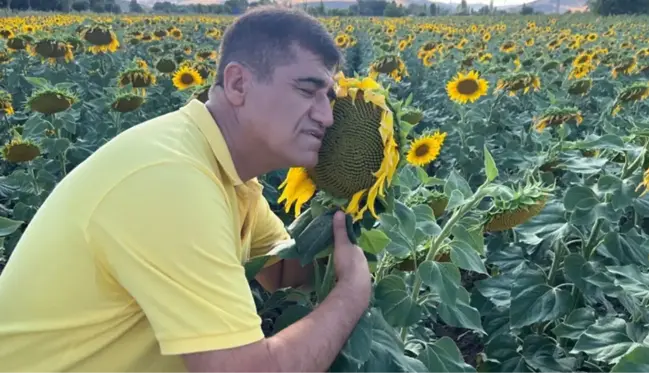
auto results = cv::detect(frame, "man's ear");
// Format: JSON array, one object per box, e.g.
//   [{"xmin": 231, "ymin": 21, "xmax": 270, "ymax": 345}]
[{"xmin": 222, "ymin": 62, "xmax": 249, "ymax": 107}]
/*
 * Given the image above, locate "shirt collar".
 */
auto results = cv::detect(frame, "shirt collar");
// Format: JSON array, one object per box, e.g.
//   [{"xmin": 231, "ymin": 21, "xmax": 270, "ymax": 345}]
[{"xmin": 182, "ymin": 99, "xmax": 262, "ymax": 192}]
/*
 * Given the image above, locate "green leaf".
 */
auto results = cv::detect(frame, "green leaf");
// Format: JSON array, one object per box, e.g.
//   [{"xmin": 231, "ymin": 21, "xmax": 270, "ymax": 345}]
[
  {"xmin": 606, "ymin": 265, "xmax": 649, "ymax": 300},
  {"xmin": 522, "ymin": 334, "xmax": 576, "ymax": 372},
  {"xmin": 598, "ymin": 175, "xmax": 622, "ymax": 193},
  {"xmin": 612, "ymin": 346, "xmax": 649, "ymax": 372},
  {"xmin": 384, "ymin": 229, "xmax": 412, "ymax": 258},
  {"xmin": 563, "ymin": 185, "xmax": 598, "ymax": 211},
  {"xmin": 452, "ymin": 223, "xmax": 484, "ymax": 255},
  {"xmin": 475, "ymin": 273, "xmax": 515, "ymax": 308},
  {"xmin": 597, "ymin": 232, "xmax": 649, "ymax": 267},
  {"xmin": 21, "ymin": 115, "xmax": 48, "ymax": 139},
  {"xmin": 509, "ymin": 266, "xmax": 572, "ymax": 328},
  {"xmin": 575, "ymin": 134, "xmax": 626, "ymax": 151},
  {"xmin": 23, "ymin": 76, "xmax": 50, "ymax": 89},
  {"xmin": 559, "ymin": 157, "xmax": 608, "ymax": 175},
  {"xmin": 272, "ymin": 304, "xmax": 311, "ymax": 334},
  {"xmin": 417, "ymin": 337, "xmax": 476, "ymax": 373},
  {"xmin": 515, "ymin": 201, "xmax": 569, "ymax": 245},
  {"xmin": 375, "ymin": 275, "xmax": 422, "ymax": 328},
  {"xmin": 445, "ymin": 189, "xmax": 466, "ymax": 211},
  {"xmin": 484, "ymin": 334, "xmax": 533, "ymax": 372},
  {"xmin": 0, "ymin": 216, "xmax": 23, "ymax": 236},
  {"xmin": 339, "ymin": 310, "xmax": 373, "ymax": 366},
  {"xmin": 449, "ymin": 240, "xmax": 487, "ymax": 274},
  {"xmin": 444, "ymin": 170, "xmax": 472, "ymax": 200},
  {"xmin": 418, "ymin": 260, "xmax": 461, "ymax": 304},
  {"xmin": 358, "ymin": 228, "xmax": 391, "ymax": 255},
  {"xmin": 330, "ymin": 308, "xmax": 428, "ymax": 372},
  {"xmin": 394, "ymin": 200, "xmax": 416, "ymax": 238},
  {"xmin": 552, "ymin": 307, "xmax": 597, "ymax": 340},
  {"xmin": 484, "ymin": 145, "xmax": 498, "ymax": 181},
  {"xmin": 572, "ymin": 316, "xmax": 639, "ymax": 364},
  {"xmin": 612, "ymin": 179, "xmax": 640, "ymax": 210},
  {"xmin": 437, "ymin": 286, "xmax": 485, "ymax": 333},
  {"xmin": 563, "ymin": 254, "xmax": 608, "ymax": 302},
  {"xmin": 40, "ymin": 138, "xmax": 71, "ymax": 157}
]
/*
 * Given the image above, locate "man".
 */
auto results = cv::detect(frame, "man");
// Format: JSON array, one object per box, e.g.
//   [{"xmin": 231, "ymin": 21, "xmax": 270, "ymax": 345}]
[{"xmin": 0, "ymin": 6, "xmax": 371, "ymax": 372}]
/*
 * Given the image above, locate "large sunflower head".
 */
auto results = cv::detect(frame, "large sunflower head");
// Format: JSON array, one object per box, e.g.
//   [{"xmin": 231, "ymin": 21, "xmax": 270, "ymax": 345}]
[
  {"xmin": 278, "ymin": 72, "xmax": 404, "ymax": 222},
  {"xmin": 446, "ymin": 70, "xmax": 489, "ymax": 104}
]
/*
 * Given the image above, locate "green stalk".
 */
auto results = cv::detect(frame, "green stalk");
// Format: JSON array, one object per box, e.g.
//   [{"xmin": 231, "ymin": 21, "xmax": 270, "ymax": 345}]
[
  {"xmin": 399, "ymin": 185, "xmax": 486, "ymax": 341},
  {"xmin": 584, "ymin": 219, "xmax": 603, "ymax": 260},
  {"xmin": 318, "ymin": 253, "xmax": 336, "ymax": 303},
  {"xmin": 547, "ymin": 240, "xmax": 565, "ymax": 286},
  {"xmin": 28, "ymin": 163, "xmax": 41, "ymax": 197}
]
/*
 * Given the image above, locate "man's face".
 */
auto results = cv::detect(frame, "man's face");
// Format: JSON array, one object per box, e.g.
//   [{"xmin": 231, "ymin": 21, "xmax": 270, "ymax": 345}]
[{"xmin": 241, "ymin": 46, "xmax": 336, "ymax": 169}]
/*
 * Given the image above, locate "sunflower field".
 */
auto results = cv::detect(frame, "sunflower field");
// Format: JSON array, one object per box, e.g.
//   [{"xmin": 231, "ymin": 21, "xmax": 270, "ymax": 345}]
[{"xmin": 2, "ymin": 10, "xmax": 649, "ymax": 373}]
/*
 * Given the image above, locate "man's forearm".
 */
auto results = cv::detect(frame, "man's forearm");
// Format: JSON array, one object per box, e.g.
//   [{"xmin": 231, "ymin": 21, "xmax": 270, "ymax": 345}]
[{"xmin": 265, "ymin": 280, "xmax": 369, "ymax": 372}]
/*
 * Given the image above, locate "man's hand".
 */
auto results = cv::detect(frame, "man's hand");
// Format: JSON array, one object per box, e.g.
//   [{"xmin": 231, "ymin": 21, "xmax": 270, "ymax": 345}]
[{"xmin": 182, "ymin": 210, "xmax": 371, "ymax": 372}]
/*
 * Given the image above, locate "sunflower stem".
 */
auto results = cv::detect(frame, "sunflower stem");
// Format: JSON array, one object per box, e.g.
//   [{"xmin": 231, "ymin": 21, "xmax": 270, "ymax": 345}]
[
  {"xmin": 584, "ymin": 219, "xmax": 603, "ymax": 260},
  {"xmin": 28, "ymin": 163, "xmax": 41, "ymax": 197},
  {"xmin": 400, "ymin": 183, "xmax": 487, "ymax": 342},
  {"xmin": 547, "ymin": 240, "xmax": 565, "ymax": 286},
  {"xmin": 318, "ymin": 253, "xmax": 336, "ymax": 303}
]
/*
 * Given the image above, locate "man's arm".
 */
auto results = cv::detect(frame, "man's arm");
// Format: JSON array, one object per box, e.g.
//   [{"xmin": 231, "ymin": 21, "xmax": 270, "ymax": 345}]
[
  {"xmin": 182, "ymin": 278, "xmax": 367, "ymax": 372},
  {"xmin": 183, "ymin": 211, "xmax": 371, "ymax": 372},
  {"xmin": 255, "ymin": 250, "xmax": 315, "ymax": 292}
]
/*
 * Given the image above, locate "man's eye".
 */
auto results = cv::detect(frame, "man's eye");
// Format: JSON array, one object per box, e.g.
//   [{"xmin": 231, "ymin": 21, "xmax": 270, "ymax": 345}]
[{"xmin": 299, "ymin": 88, "xmax": 315, "ymax": 97}]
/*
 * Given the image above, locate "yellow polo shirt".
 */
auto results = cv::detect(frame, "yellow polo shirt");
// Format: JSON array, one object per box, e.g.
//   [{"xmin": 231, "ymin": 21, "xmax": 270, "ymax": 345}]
[{"xmin": 0, "ymin": 99, "xmax": 289, "ymax": 371}]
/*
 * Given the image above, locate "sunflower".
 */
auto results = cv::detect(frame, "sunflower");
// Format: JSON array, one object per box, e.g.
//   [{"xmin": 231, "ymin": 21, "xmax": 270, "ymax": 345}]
[
  {"xmin": 611, "ymin": 57, "xmax": 638, "ymax": 79},
  {"xmin": 1, "ymin": 134, "xmax": 41, "ymax": 163},
  {"xmin": 277, "ymin": 72, "xmax": 402, "ymax": 222},
  {"xmin": 27, "ymin": 38, "xmax": 74, "ymax": 65},
  {"xmin": 27, "ymin": 87, "xmax": 77, "ymax": 115},
  {"xmin": 369, "ymin": 54, "xmax": 408, "ymax": 82},
  {"xmin": 111, "ymin": 92, "xmax": 145, "ymax": 113},
  {"xmin": 495, "ymin": 72, "xmax": 541, "ymax": 96},
  {"xmin": 118, "ymin": 67, "xmax": 157, "ymax": 94},
  {"xmin": 446, "ymin": 70, "xmax": 489, "ymax": 104},
  {"xmin": 172, "ymin": 65, "xmax": 203, "ymax": 90},
  {"xmin": 500, "ymin": 41, "xmax": 516, "ymax": 53},
  {"xmin": 533, "ymin": 106, "xmax": 583, "ymax": 132},
  {"xmin": 483, "ymin": 178, "xmax": 553, "ymax": 233},
  {"xmin": 0, "ymin": 90, "xmax": 14, "ymax": 117},
  {"xmin": 406, "ymin": 131, "xmax": 447, "ymax": 167},
  {"xmin": 611, "ymin": 81, "xmax": 649, "ymax": 116},
  {"xmin": 334, "ymin": 33, "xmax": 351, "ymax": 48},
  {"xmin": 81, "ymin": 24, "xmax": 120, "ymax": 54}
]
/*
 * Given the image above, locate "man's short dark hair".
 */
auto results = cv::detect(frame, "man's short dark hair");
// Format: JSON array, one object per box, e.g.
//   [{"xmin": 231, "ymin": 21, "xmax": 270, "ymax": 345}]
[{"xmin": 215, "ymin": 6, "xmax": 343, "ymax": 86}]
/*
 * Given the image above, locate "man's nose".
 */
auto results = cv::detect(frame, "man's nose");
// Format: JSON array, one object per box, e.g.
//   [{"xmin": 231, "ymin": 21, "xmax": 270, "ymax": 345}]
[{"xmin": 312, "ymin": 96, "xmax": 334, "ymax": 128}]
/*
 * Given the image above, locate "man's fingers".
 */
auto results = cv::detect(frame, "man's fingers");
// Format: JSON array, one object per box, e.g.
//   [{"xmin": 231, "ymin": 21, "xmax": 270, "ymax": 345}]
[{"xmin": 332, "ymin": 210, "xmax": 351, "ymax": 248}]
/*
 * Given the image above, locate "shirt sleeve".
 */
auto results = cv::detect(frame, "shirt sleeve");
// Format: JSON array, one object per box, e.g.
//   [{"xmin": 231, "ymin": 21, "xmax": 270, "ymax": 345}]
[
  {"xmin": 86, "ymin": 162, "xmax": 265, "ymax": 356},
  {"xmin": 248, "ymin": 192, "xmax": 291, "ymax": 267}
]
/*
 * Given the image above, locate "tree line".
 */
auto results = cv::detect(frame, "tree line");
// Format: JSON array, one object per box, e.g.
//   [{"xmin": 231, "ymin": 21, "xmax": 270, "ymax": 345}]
[{"xmin": 0, "ymin": 0, "xmax": 647, "ymax": 17}]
